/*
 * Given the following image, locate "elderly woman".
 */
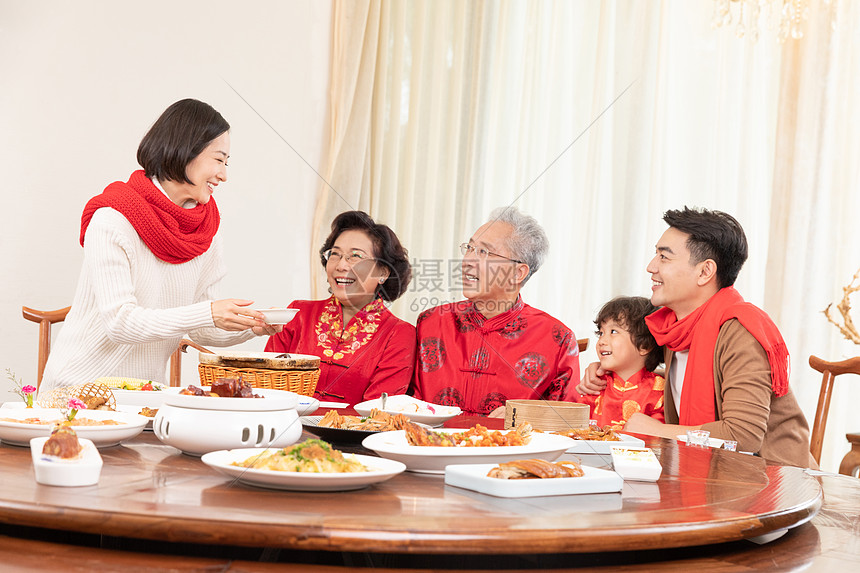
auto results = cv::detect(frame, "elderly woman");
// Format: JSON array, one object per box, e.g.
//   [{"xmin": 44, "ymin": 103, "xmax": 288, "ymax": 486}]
[
  {"xmin": 410, "ymin": 206, "xmax": 580, "ymax": 415},
  {"xmin": 41, "ymin": 99, "xmax": 278, "ymax": 392},
  {"xmin": 265, "ymin": 211, "xmax": 415, "ymax": 404}
]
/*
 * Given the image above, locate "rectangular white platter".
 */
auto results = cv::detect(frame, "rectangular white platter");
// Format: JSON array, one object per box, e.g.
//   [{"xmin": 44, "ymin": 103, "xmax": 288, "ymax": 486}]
[{"xmin": 444, "ymin": 463, "xmax": 623, "ymax": 498}]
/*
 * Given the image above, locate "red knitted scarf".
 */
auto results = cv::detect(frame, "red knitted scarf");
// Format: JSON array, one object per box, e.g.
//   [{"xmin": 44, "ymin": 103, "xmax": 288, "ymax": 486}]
[
  {"xmin": 80, "ymin": 170, "xmax": 220, "ymax": 264},
  {"xmin": 645, "ymin": 286, "xmax": 789, "ymax": 425}
]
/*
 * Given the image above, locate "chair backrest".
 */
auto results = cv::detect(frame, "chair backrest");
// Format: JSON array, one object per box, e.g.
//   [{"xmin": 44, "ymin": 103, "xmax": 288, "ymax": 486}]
[
  {"xmin": 577, "ymin": 338, "xmax": 589, "ymax": 353},
  {"xmin": 22, "ymin": 306, "xmax": 184, "ymax": 390},
  {"xmin": 808, "ymin": 354, "xmax": 860, "ymax": 466}
]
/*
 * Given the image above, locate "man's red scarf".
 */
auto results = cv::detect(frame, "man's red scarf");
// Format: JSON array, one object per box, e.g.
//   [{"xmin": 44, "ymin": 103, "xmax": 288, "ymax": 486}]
[
  {"xmin": 80, "ymin": 170, "xmax": 220, "ymax": 264},
  {"xmin": 645, "ymin": 286, "xmax": 789, "ymax": 425}
]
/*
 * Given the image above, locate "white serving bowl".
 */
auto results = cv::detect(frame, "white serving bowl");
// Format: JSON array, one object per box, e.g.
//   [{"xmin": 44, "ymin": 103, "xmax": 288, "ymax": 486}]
[
  {"xmin": 30, "ymin": 436, "xmax": 103, "ymax": 487},
  {"xmin": 153, "ymin": 388, "xmax": 303, "ymax": 456}
]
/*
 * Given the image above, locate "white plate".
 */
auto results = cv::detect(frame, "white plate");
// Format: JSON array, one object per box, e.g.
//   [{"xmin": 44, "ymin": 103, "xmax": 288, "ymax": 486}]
[
  {"xmin": 201, "ymin": 448, "xmax": 406, "ymax": 491},
  {"xmin": 111, "ymin": 386, "xmax": 178, "ymax": 408},
  {"xmin": 354, "ymin": 395, "xmax": 461, "ymax": 426},
  {"xmin": 116, "ymin": 405, "xmax": 155, "ymax": 430},
  {"xmin": 445, "ymin": 463, "xmax": 623, "ymax": 498},
  {"xmin": 361, "ymin": 429, "xmax": 575, "ymax": 474},
  {"xmin": 564, "ymin": 433, "xmax": 645, "ymax": 454},
  {"xmin": 252, "ymin": 308, "xmax": 299, "ymax": 325},
  {"xmin": 30, "ymin": 436, "xmax": 103, "ymax": 486},
  {"xmin": 0, "ymin": 408, "xmax": 148, "ymax": 447},
  {"xmin": 162, "ymin": 387, "xmax": 298, "ymax": 411}
]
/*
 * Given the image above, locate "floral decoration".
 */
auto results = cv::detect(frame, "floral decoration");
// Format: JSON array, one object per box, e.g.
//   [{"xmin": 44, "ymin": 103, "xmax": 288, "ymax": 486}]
[{"xmin": 65, "ymin": 398, "xmax": 87, "ymax": 421}]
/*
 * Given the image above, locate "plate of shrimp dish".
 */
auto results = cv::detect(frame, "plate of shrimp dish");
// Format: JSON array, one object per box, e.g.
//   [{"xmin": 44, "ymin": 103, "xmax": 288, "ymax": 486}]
[{"xmin": 361, "ymin": 421, "xmax": 575, "ymax": 474}]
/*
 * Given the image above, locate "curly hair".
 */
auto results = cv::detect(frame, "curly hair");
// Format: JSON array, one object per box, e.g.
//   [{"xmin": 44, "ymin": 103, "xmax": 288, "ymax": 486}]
[
  {"xmin": 595, "ymin": 296, "xmax": 663, "ymax": 372},
  {"xmin": 319, "ymin": 211, "xmax": 412, "ymax": 302}
]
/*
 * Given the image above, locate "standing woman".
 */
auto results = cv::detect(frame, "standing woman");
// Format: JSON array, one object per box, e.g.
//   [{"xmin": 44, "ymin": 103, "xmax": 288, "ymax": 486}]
[
  {"xmin": 265, "ymin": 211, "xmax": 414, "ymax": 404},
  {"xmin": 41, "ymin": 99, "xmax": 279, "ymax": 392}
]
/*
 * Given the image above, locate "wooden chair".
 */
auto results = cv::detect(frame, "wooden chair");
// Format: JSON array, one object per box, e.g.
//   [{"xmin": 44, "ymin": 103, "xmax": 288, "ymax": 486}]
[
  {"xmin": 809, "ymin": 355, "xmax": 860, "ymax": 473},
  {"xmin": 23, "ymin": 306, "xmax": 186, "ymax": 389},
  {"xmin": 577, "ymin": 338, "xmax": 589, "ymax": 353}
]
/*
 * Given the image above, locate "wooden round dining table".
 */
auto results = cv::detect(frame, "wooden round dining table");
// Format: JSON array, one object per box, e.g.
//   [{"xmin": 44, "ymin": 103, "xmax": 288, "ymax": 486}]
[{"xmin": 0, "ymin": 413, "xmax": 855, "ymax": 572}]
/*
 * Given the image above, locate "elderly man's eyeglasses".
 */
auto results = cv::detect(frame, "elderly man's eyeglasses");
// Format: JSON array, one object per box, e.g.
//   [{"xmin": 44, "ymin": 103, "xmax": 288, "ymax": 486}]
[
  {"xmin": 459, "ymin": 243, "xmax": 524, "ymax": 264},
  {"xmin": 323, "ymin": 249, "xmax": 376, "ymax": 265}
]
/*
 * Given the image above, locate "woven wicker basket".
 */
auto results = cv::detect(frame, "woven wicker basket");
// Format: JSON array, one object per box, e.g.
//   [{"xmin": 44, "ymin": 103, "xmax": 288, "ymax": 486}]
[{"xmin": 198, "ymin": 363, "xmax": 319, "ymax": 396}]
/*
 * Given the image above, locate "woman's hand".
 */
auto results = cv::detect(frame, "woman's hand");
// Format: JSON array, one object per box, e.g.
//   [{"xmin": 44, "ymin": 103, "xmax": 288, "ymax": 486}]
[
  {"xmin": 211, "ymin": 299, "xmax": 269, "ymax": 332},
  {"xmin": 252, "ymin": 323, "xmax": 282, "ymax": 336},
  {"xmin": 576, "ymin": 361, "xmax": 608, "ymax": 395}
]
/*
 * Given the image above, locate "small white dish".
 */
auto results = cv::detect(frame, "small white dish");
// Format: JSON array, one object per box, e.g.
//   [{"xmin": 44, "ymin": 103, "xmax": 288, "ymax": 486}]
[
  {"xmin": 201, "ymin": 448, "xmax": 406, "ymax": 491},
  {"xmin": 445, "ymin": 463, "xmax": 623, "ymax": 498},
  {"xmin": 564, "ymin": 433, "xmax": 645, "ymax": 455},
  {"xmin": 318, "ymin": 401, "xmax": 350, "ymax": 409},
  {"xmin": 0, "ymin": 408, "xmax": 148, "ymax": 447},
  {"xmin": 361, "ymin": 429, "xmax": 575, "ymax": 474},
  {"xmin": 354, "ymin": 395, "xmax": 461, "ymax": 426},
  {"xmin": 676, "ymin": 434, "xmax": 726, "ymax": 449},
  {"xmin": 30, "ymin": 436, "xmax": 103, "ymax": 486},
  {"xmin": 296, "ymin": 396, "xmax": 320, "ymax": 416},
  {"xmin": 610, "ymin": 446, "xmax": 662, "ymax": 482},
  {"xmin": 253, "ymin": 308, "xmax": 299, "ymax": 325}
]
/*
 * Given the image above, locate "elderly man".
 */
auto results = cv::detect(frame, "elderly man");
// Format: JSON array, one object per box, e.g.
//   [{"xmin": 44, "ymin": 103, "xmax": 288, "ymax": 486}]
[
  {"xmin": 579, "ymin": 207, "xmax": 812, "ymax": 467},
  {"xmin": 410, "ymin": 207, "xmax": 580, "ymax": 415}
]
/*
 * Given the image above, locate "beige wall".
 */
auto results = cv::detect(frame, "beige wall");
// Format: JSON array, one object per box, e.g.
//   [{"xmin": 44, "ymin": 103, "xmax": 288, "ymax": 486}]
[{"xmin": 0, "ymin": 0, "xmax": 333, "ymax": 394}]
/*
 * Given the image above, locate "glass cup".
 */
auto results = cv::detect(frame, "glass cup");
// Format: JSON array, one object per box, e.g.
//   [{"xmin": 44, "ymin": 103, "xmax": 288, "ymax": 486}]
[
  {"xmin": 686, "ymin": 429, "xmax": 711, "ymax": 447},
  {"xmin": 722, "ymin": 440, "xmax": 738, "ymax": 452}
]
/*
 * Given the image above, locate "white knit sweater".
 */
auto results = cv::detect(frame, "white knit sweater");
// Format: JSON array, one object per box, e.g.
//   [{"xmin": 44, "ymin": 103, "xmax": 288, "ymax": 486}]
[{"xmin": 40, "ymin": 208, "xmax": 255, "ymax": 391}]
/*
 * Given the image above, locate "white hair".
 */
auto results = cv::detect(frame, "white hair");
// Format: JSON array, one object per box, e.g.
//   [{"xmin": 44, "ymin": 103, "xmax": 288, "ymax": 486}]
[{"xmin": 487, "ymin": 206, "xmax": 549, "ymax": 284}]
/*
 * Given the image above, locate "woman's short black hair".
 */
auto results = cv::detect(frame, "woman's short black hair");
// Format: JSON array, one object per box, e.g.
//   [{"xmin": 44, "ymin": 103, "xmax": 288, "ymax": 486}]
[
  {"xmin": 137, "ymin": 99, "xmax": 230, "ymax": 185},
  {"xmin": 320, "ymin": 211, "xmax": 412, "ymax": 302},
  {"xmin": 595, "ymin": 296, "xmax": 663, "ymax": 372}
]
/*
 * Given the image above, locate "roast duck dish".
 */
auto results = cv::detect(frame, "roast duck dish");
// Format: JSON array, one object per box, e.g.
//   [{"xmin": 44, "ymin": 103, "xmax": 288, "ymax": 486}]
[
  {"xmin": 487, "ymin": 458, "xmax": 585, "ymax": 479},
  {"xmin": 179, "ymin": 378, "xmax": 261, "ymax": 398}
]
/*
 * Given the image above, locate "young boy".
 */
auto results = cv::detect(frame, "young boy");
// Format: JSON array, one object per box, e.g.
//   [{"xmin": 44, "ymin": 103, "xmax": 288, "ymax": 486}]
[{"xmin": 575, "ymin": 296, "xmax": 665, "ymax": 429}]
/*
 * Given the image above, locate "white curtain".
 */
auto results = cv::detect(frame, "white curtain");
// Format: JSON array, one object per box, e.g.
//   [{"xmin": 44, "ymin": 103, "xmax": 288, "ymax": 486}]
[{"xmin": 314, "ymin": 0, "xmax": 860, "ymax": 471}]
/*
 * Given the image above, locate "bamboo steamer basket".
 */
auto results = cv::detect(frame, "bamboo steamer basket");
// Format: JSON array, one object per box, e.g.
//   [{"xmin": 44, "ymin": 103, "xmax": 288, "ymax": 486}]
[{"xmin": 504, "ymin": 400, "xmax": 589, "ymax": 431}]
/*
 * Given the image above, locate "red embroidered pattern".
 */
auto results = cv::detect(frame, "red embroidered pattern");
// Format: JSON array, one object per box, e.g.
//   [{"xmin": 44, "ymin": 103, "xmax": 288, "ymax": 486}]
[{"xmin": 314, "ymin": 297, "xmax": 385, "ymax": 361}]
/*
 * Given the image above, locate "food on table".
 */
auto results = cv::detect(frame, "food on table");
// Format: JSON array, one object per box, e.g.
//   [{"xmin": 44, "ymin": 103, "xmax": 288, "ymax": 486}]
[
  {"xmin": 96, "ymin": 377, "xmax": 166, "ymax": 391},
  {"xmin": 179, "ymin": 378, "xmax": 261, "ymax": 398},
  {"xmin": 36, "ymin": 382, "xmax": 117, "ymax": 411},
  {"xmin": 403, "ymin": 421, "xmax": 533, "ymax": 447},
  {"xmin": 231, "ymin": 439, "xmax": 369, "ymax": 473},
  {"xmin": 138, "ymin": 407, "xmax": 159, "ymax": 417},
  {"xmin": 554, "ymin": 426, "xmax": 621, "ymax": 441},
  {"xmin": 318, "ymin": 409, "xmax": 410, "ymax": 432},
  {"xmin": 0, "ymin": 416, "xmax": 124, "ymax": 426},
  {"xmin": 41, "ymin": 424, "xmax": 83, "ymax": 459},
  {"xmin": 487, "ymin": 458, "xmax": 584, "ymax": 479}
]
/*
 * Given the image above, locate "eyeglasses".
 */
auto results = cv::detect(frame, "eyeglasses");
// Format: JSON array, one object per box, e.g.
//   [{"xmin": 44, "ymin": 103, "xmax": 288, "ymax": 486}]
[
  {"xmin": 323, "ymin": 249, "xmax": 376, "ymax": 265},
  {"xmin": 459, "ymin": 243, "xmax": 524, "ymax": 264}
]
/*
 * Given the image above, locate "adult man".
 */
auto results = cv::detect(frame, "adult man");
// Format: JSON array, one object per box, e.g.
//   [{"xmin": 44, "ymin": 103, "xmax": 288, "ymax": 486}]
[
  {"xmin": 579, "ymin": 207, "xmax": 812, "ymax": 467},
  {"xmin": 411, "ymin": 207, "xmax": 580, "ymax": 415}
]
